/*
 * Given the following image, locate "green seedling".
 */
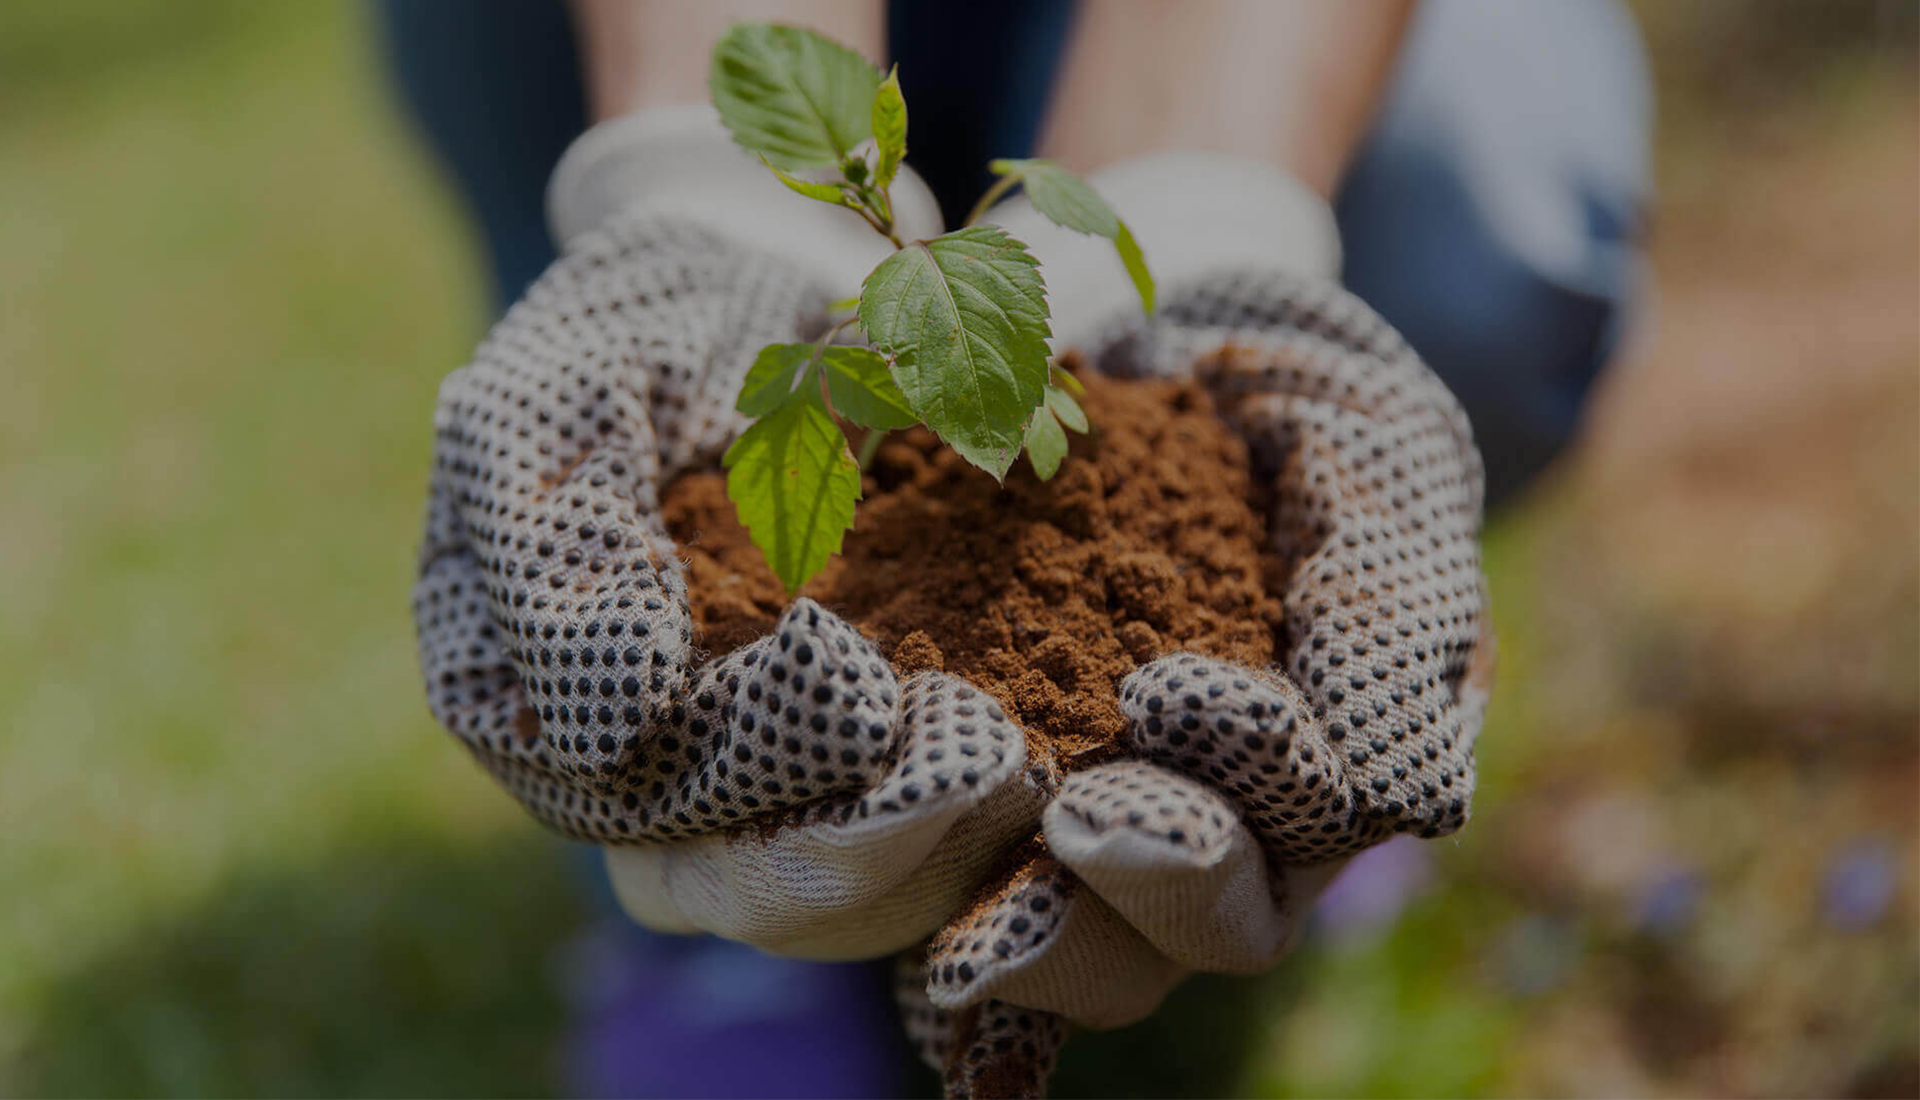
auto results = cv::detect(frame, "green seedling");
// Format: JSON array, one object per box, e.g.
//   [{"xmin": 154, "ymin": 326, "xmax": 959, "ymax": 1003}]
[{"xmin": 711, "ymin": 22, "xmax": 1155, "ymax": 591}]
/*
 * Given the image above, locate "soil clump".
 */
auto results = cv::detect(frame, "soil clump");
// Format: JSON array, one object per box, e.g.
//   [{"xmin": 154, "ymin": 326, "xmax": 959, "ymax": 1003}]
[{"xmin": 662, "ymin": 370, "xmax": 1286, "ymax": 768}]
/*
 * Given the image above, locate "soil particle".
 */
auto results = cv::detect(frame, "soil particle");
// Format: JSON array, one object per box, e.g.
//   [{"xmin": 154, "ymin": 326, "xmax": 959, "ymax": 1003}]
[{"xmin": 663, "ymin": 369, "xmax": 1286, "ymax": 769}]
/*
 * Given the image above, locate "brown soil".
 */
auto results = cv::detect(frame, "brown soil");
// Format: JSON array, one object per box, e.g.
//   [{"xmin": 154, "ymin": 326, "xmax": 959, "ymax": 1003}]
[{"xmin": 662, "ymin": 369, "xmax": 1287, "ymax": 769}]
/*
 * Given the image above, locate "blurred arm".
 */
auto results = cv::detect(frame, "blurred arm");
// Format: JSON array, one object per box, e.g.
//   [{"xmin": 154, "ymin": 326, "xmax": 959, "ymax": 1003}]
[
  {"xmin": 1036, "ymin": 0, "xmax": 1413, "ymax": 198},
  {"xmin": 569, "ymin": 0, "xmax": 887, "ymax": 119}
]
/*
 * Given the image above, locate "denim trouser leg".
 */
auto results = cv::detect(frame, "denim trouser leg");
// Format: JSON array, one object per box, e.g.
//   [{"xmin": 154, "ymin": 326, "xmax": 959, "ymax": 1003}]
[
  {"xmin": 1337, "ymin": 0, "xmax": 1653, "ymax": 505},
  {"xmin": 372, "ymin": 0, "xmax": 587, "ymax": 308},
  {"xmin": 372, "ymin": 0, "xmax": 1076, "ymax": 307}
]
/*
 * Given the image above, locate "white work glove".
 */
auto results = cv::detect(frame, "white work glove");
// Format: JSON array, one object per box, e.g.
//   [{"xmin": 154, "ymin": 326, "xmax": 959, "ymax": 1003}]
[
  {"xmin": 413, "ymin": 108, "xmax": 1057, "ymax": 960},
  {"xmin": 985, "ymin": 151, "xmax": 1343, "ymax": 351},
  {"xmin": 895, "ymin": 155, "xmax": 1495, "ymax": 1097}
]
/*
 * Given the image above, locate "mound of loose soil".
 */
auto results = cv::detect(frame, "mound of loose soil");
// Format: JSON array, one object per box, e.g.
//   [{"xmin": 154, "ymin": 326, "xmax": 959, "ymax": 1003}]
[{"xmin": 662, "ymin": 370, "xmax": 1287, "ymax": 769}]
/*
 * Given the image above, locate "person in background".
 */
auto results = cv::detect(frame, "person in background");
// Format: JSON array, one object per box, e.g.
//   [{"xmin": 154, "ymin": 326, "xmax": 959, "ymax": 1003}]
[{"xmin": 377, "ymin": 2, "xmax": 1650, "ymax": 1095}]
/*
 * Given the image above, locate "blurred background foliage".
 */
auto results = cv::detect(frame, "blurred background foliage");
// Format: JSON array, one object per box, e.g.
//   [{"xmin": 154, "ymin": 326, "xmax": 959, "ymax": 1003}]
[{"xmin": 1, "ymin": 1, "xmax": 1913, "ymax": 1096}]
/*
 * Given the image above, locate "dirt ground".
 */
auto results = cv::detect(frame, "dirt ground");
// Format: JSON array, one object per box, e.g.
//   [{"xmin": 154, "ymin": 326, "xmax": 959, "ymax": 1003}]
[{"xmin": 1473, "ymin": 87, "xmax": 1919, "ymax": 1097}]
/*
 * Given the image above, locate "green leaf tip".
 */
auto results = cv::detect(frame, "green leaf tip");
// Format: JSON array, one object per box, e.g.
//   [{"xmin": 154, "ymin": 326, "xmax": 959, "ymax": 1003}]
[
  {"xmin": 723, "ymin": 390, "xmax": 862, "ymax": 593},
  {"xmin": 736, "ymin": 343, "xmax": 813, "ymax": 416},
  {"xmin": 763, "ymin": 158, "xmax": 853, "ymax": 207},
  {"xmin": 1048, "ymin": 364, "xmax": 1087, "ymax": 398},
  {"xmin": 988, "ymin": 158, "xmax": 1155, "ymax": 315},
  {"xmin": 871, "ymin": 65, "xmax": 907, "ymax": 193},
  {"xmin": 1115, "ymin": 222, "xmax": 1155, "ymax": 313},
  {"xmin": 1024, "ymin": 406, "xmax": 1068, "ymax": 480},
  {"xmin": 858, "ymin": 226, "xmax": 1053, "ymax": 481},
  {"xmin": 710, "ymin": 23, "xmax": 882, "ymax": 170},
  {"xmin": 1045, "ymin": 383, "xmax": 1089, "ymax": 434},
  {"xmin": 990, "ymin": 158, "xmax": 1118, "ymax": 236}
]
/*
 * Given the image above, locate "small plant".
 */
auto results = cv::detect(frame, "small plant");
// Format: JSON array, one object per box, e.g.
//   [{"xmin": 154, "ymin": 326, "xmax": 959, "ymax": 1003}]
[{"xmin": 710, "ymin": 23, "xmax": 1154, "ymax": 592}]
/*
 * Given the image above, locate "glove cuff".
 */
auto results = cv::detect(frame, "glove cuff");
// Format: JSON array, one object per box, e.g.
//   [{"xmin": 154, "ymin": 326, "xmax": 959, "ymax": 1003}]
[
  {"xmin": 546, "ymin": 104, "xmax": 945, "ymax": 295},
  {"xmin": 983, "ymin": 152, "xmax": 1341, "ymax": 350}
]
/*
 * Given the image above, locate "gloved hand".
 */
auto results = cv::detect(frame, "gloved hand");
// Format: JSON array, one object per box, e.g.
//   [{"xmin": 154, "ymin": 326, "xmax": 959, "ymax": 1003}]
[
  {"xmin": 893, "ymin": 156, "xmax": 1496, "ymax": 1096},
  {"xmin": 411, "ymin": 107, "xmax": 1055, "ymax": 960}
]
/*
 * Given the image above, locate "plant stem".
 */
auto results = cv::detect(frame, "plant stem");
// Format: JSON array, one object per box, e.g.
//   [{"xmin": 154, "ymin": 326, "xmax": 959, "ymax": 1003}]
[
  {"xmin": 817, "ymin": 315, "xmax": 860, "ymax": 349},
  {"xmin": 855, "ymin": 428, "xmax": 886, "ymax": 470},
  {"xmin": 867, "ymin": 181, "xmax": 896, "ymax": 232},
  {"xmin": 963, "ymin": 173, "xmax": 1021, "ymax": 228},
  {"xmin": 809, "ymin": 316, "xmax": 862, "ymax": 417},
  {"xmin": 852, "ymin": 203, "xmax": 903, "ymax": 248}
]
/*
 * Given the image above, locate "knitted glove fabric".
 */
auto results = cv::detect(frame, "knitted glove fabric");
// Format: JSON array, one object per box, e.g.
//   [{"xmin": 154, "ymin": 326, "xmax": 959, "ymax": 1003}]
[
  {"xmin": 896, "ymin": 266, "xmax": 1494, "ymax": 1094},
  {"xmin": 413, "ymin": 184, "xmax": 1051, "ymax": 957}
]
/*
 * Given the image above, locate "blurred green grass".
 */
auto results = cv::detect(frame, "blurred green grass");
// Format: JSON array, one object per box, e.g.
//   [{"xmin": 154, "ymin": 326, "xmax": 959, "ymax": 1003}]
[
  {"xmin": 0, "ymin": 4, "xmax": 580, "ymax": 1093},
  {"xmin": 3, "ymin": 2, "xmax": 1914, "ymax": 1097}
]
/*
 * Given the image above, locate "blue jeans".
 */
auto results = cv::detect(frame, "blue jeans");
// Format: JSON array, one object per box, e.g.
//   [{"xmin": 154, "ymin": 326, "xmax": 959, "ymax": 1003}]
[
  {"xmin": 376, "ymin": 2, "xmax": 1650, "ymax": 1095},
  {"xmin": 1338, "ymin": 0, "xmax": 1651, "ymax": 504}
]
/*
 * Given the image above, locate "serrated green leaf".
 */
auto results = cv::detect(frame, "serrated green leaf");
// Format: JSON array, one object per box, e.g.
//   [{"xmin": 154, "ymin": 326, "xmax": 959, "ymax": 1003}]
[
  {"xmin": 871, "ymin": 66, "xmax": 907, "ymax": 193},
  {"xmin": 989, "ymin": 158, "xmax": 1119, "ymax": 237},
  {"xmin": 723, "ymin": 392, "xmax": 861, "ymax": 592},
  {"xmin": 737, "ymin": 343, "xmax": 812, "ymax": 415},
  {"xmin": 763, "ymin": 157, "xmax": 852, "ymax": 206},
  {"xmin": 1045, "ymin": 384, "xmax": 1088, "ymax": 434},
  {"xmin": 990, "ymin": 158, "xmax": 1154, "ymax": 314},
  {"xmin": 710, "ymin": 24, "xmax": 881, "ymax": 170},
  {"xmin": 1115, "ymin": 221, "xmax": 1156, "ymax": 313},
  {"xmin": 820, "ymin": 346, "xmax": 918, "ymax": 430},
  {"xmin": 1024, "ymin": 406, "xmax": 1068, "ymax": 480},
  {"xmin": 858, "ymin": 226, "xmax": 1052, "ymax": 479}
]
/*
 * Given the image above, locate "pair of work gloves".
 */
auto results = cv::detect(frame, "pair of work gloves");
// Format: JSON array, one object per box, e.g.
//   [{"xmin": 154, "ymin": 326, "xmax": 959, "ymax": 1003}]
[{"xmin": 413, "ymin": 105, "xmax": 1493, "ymax": 1099}]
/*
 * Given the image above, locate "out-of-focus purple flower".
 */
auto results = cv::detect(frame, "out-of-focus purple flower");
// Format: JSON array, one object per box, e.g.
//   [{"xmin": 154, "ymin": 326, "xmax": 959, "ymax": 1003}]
[
  {"xmin": 1633, "ymin": 864, "xmax": 1702, "ymax": 936},
  {"xmin": 1313, "ymin": 835, "xmax": 1437, "ymax": 938},
  {"xmin": 1823, "ymin": 838, "xmax": 1898, "ymax": 931},
  {"xmin": 561, "ymin": 921, "xmax": 901, "ymax": 1100}
]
